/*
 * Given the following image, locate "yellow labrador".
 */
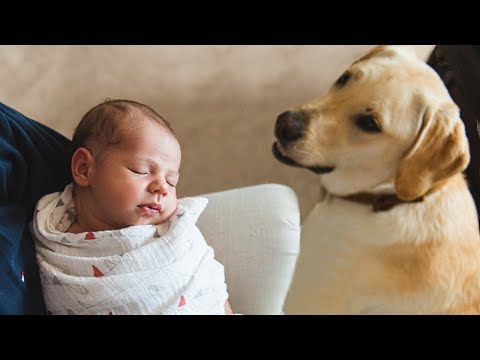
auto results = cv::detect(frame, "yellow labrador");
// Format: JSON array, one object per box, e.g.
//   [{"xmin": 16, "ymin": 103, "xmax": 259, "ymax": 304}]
[{"xmin": 273, "ymin": 45, "xmax": 480, "ymax": 314}]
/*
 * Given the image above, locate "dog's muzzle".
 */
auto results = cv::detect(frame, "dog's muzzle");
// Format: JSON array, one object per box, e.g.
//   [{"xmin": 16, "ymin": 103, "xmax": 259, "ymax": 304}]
[
  {"xmin": 271, "ymin": 142, "xmax": 334, "ymax": 174},
  {"xmin": 272, "ymin": 142, "xmax": 302, "ymax": 167},
  {"xmin": 273, "ymin": 110, "xmax": 335, "ymax": 174}
]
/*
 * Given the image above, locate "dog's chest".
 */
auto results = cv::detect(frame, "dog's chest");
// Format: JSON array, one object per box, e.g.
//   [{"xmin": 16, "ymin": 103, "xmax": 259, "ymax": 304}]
[
  {"xmin": 295, "ymin": 199, "xmax": 409, "ymax": 312},
  {"xmin": 303, "ymin": 198, "xmax": 398, "ymax": 251}
]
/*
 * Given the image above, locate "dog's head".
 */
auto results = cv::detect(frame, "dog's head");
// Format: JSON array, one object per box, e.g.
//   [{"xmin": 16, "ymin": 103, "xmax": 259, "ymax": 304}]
[{"xmin": 273, "ymin": 45, "xmax": 470, "ymax": 201}]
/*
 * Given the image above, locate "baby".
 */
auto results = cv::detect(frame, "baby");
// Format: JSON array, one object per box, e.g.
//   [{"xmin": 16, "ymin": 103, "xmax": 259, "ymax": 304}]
[{"xmin": 31, "ymin": 99, "xmax": 233, "ymax": 315}]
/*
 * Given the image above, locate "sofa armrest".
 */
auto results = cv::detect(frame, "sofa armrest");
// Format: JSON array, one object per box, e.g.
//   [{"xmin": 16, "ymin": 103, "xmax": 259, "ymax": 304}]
[{"xmin": 197, "ymin": 183, "xmax": 300, "ymax": 315}]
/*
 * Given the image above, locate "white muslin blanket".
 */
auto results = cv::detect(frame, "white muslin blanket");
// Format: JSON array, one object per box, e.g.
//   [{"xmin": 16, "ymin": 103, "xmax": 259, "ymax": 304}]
[{"xmin": 31, "ymin": 184, "xmax": 229, "ymax": 315}]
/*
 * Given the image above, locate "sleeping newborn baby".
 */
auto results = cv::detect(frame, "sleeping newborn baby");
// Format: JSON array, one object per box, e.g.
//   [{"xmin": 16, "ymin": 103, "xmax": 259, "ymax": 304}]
[{"xmin": 30, "ymin": 99, "xmax": 233, "ymax": 315}]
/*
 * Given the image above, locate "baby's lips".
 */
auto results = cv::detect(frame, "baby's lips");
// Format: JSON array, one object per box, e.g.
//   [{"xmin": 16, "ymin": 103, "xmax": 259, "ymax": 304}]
[{"xmin": 139, "ymin": 202, "xmax": 163, "ymax": 212}]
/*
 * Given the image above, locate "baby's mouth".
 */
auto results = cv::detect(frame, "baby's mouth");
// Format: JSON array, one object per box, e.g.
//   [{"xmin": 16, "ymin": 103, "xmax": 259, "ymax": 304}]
[{"xmin": 138, "ymin": 203, "xmax": 163, "ymax": 213}]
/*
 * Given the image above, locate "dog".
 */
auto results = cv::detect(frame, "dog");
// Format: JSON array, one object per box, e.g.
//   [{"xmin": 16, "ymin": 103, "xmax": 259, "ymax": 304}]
[{"xmin": 272, "ymin": 45, "xmax": 480, "ymax": 314}]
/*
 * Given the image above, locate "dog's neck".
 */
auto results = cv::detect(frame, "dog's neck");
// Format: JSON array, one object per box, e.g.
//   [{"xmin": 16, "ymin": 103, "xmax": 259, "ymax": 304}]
[
  {"xmin": 338, "ymin": 192, "xmax": 424, "ymax": 212},
  {"xmin": 330, "ymin": 182, "xmax": 424, "ymax": 212}
]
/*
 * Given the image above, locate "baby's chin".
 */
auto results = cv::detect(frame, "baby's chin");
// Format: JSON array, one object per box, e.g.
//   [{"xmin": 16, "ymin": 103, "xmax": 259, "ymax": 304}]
[
  {"xmin": 129, "ymin": 219, "xmax": 167, "ymax": 227},
  {"xmin": 131, "ymin": 214, "xmax": 173, "ymax": 227}
]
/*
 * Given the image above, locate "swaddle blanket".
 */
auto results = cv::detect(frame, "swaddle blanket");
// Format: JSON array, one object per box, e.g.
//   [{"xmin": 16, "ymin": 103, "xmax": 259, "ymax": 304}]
[{"xmin": 31, "ymin": 184, "xmax": 229, "ymax": 315}]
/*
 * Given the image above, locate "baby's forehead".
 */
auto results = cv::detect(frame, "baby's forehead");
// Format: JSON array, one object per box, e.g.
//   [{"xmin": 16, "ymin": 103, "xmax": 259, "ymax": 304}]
[
  {"xmin": 117, "ymin": 121, "xmax": 180, "ymax": 156},
  {"xmin": 114, "ymin": 115, "xmax": 175, "ymax": 141},
  {"xmin": 118, "ymin": 112, "xmax": 162, "ymax": 130},
  {"xmin": 94, "ymin": 120, "xmax": 177, "ymax": 156}
]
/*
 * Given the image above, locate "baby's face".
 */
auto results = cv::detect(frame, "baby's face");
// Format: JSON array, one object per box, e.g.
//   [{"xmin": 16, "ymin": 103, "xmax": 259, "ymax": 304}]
[{"xmin": 87, "ymin": 121, "xmax": 181, "ymax": 229}]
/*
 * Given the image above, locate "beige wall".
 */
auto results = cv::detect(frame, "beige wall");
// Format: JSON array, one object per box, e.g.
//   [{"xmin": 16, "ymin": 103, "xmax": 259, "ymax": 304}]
[{"xmin": 0, "ymin": 45, "xmax": 434, "ymax": 220}]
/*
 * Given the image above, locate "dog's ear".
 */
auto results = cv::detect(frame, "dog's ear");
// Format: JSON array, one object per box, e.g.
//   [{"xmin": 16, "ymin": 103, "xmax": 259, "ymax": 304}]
[
  {"xmin": 353, "ymin": 45, "xmax": 416, "ymax": 65},
  {"xmin": 395, "ymin": 104, "xmax": 470, "ymax": 201}
]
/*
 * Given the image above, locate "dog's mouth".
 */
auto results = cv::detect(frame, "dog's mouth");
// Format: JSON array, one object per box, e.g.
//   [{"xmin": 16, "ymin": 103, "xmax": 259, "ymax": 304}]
[
  {"xmin": 272, "ymin": 142, "xmax": 335, "ymax": 174},
  {"xmin": 272, "ymin": 142, "xmax": 302, "ymax": 167}
]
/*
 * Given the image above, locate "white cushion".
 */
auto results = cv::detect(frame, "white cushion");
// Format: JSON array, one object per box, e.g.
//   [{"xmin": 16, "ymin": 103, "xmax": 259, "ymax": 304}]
[{"xmin": 197, "ymin": 183, "xmax": 300, "ymax": 315}]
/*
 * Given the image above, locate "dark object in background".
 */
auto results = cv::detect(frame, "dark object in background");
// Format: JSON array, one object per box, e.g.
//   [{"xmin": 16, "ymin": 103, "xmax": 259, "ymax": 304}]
[{"xmin": 427, "ymin": 46, "xmax": 480, "ymax": 222}]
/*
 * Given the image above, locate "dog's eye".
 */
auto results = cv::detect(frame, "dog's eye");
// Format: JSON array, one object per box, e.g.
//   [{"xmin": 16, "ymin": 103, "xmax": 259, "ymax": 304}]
[
  {"xmin": 335, "ymin": 71, "xmax": 352, "ymax": 87},
  {"xmin": 355, "ymin": 114, "xmax": 381, "ymax": 133}
]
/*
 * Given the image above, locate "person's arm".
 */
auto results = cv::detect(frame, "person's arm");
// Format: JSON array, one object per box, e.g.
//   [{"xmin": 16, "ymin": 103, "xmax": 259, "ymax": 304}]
[{"xmin": 0, "ymin": 102, "xmax": 72, "ymax": 314}]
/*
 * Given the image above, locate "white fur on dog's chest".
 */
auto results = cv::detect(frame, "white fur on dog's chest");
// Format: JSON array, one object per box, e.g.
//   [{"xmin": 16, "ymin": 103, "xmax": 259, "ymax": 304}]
[
  {"xmin": 285, "ymin": 184, "xmax": 480, "ymax": 314},
  {"xmin": 298, "ymin": 198, "xmax": 398, "ymax": 312},
  {"xmin": 286, "ymin": 195, "xmax": 440, "ymax": 314}
]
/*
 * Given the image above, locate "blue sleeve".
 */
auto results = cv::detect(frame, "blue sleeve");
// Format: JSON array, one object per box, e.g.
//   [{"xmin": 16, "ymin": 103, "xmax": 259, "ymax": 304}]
[{"xmin": 0, "ymin": 102, "xmax": 72, "ymax": 314}]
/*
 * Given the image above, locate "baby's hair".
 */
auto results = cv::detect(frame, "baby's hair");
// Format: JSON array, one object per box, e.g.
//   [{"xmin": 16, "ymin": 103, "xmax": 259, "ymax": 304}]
[{"xmin": 71, "ymin": 99, "xmax": 175, "ymax": 158}]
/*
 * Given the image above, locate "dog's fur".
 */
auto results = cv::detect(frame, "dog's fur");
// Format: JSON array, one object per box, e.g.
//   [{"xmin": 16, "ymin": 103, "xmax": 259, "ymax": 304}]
[{"xmin": 273, "ymin": 45, "xmax": 480, "ymax": 314}]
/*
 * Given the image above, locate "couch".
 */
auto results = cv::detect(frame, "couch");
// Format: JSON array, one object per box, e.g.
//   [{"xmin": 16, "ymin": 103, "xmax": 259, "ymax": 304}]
[{"xmin": 199, "ymin": 184, "xmax": 300, "ymax": 314}]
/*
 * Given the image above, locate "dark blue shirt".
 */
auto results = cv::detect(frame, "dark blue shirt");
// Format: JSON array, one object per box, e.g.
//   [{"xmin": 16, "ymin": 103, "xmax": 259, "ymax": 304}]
[{"xmin": 0, "ymin": 102, "xmax": 71, "ymax": 314}]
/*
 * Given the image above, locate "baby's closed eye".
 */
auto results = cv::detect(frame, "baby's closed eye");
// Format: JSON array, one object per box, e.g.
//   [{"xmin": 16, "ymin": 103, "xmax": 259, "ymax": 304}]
[
  {"xmin": 166, "ymin": 175, "xmax": 179, "ymax": 187},
  {"xmin": 128, "ymin": 167, "xmax": 149, "ymax": 175}
]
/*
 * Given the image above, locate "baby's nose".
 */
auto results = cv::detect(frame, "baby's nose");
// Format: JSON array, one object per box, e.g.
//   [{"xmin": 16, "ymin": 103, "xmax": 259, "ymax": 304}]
[{"xmin": 148, "ymin": 180, "xmax": 168, "ymax": 195}]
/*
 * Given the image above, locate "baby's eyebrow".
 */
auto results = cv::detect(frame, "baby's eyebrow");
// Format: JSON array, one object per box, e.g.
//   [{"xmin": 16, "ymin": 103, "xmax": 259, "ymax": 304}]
[{"xmin": 136, "ymin": 157, "xmax": 179, "ymax": 172}]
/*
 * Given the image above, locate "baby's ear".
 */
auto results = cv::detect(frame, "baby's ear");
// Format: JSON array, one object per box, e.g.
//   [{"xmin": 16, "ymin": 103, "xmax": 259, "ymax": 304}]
[{"xmin": 71, "ymin": 147, "xmax": 94, "ymax": 187}]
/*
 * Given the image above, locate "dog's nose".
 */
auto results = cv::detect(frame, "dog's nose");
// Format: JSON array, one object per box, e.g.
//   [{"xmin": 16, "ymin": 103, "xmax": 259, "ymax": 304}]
[{"xmin": 275, "ymin": 110, "xmax": 306, "ymax": 145}]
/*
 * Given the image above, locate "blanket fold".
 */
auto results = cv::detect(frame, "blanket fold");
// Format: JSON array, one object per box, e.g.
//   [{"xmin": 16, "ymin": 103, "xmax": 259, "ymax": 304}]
[{"xmin": 32, "ymin": 184, "xmax": 228, "ymax": 315}]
